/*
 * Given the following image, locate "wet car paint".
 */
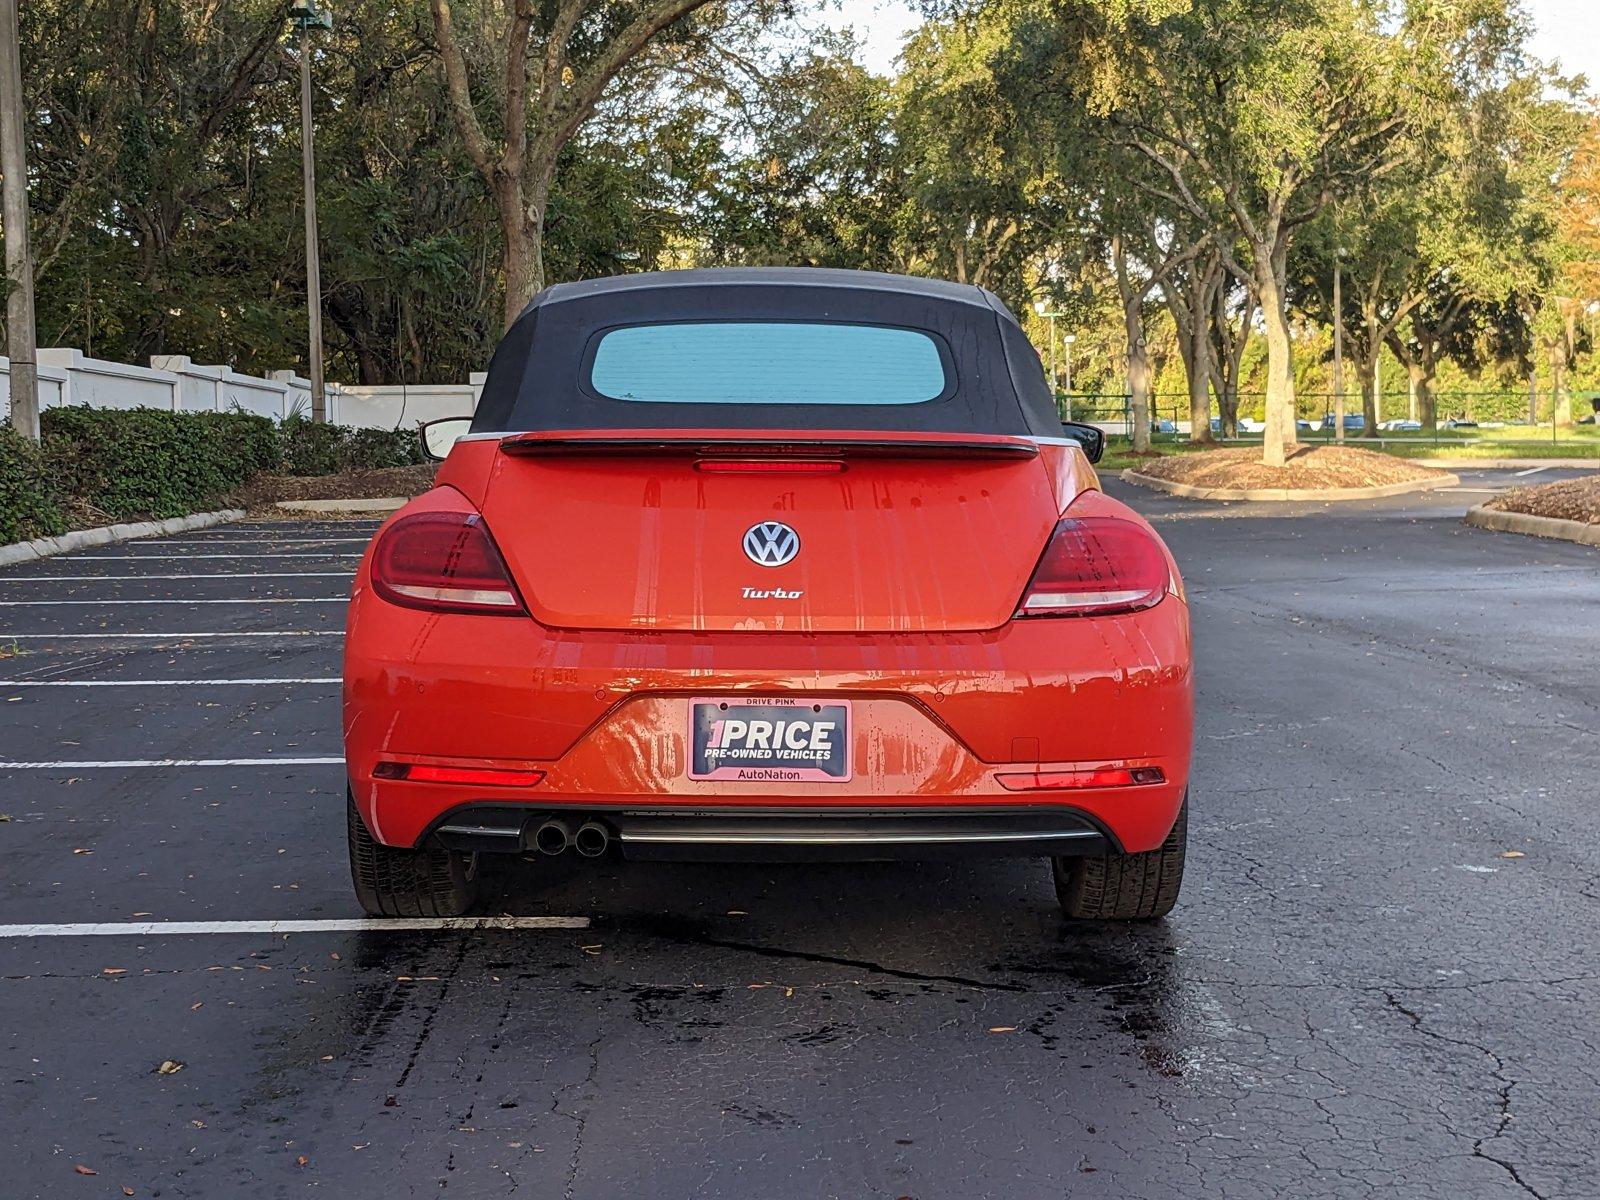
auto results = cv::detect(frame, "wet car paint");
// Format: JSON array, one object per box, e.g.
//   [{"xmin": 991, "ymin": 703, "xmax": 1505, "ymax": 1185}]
[{"xmin": 346, "ymin": 431, "xmax": 1191, "ymax": 854}]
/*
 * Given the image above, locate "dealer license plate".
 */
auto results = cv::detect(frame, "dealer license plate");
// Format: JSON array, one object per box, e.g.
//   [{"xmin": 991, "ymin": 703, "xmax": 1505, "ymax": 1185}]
[{"xmin": 688, "ymin": 697, "xmax": 852, "ymax": 782}]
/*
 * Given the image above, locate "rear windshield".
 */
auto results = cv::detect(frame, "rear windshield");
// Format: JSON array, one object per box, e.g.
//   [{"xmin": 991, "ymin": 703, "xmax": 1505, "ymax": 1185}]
[{"xmin": 588, "ymin": 322, "xmax": 950, "ymax": 406}]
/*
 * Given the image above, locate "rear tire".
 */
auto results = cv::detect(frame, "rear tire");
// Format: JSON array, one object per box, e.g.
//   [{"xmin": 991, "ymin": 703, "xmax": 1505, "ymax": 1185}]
[
  {"xmin": 1053, "ymin": 798, "xmax": 1186, "ymax": 921},
  {"xmin": 347, "ymin": 791, "xmax": 481, "ymax": 918}
]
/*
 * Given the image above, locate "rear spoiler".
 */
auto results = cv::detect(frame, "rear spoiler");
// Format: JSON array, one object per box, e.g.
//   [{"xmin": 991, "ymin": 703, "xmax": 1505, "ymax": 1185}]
[{"xmin": 497, "ymin": 432, "xmax": 1039, "ymax": 461}]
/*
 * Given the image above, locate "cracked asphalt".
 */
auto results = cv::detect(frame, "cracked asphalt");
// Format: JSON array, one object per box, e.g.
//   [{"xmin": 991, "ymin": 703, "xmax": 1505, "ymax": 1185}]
[{"xmin": 0, "ymin": 467, "xmax": 1596, "ymax": 1198}]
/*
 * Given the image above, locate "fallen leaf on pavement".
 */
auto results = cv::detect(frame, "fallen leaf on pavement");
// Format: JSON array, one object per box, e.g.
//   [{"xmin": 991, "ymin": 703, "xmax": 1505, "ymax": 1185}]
[
  {"xmin": 73, "ymin": 1165, "xmax": 96, "ymax": 1176},
  {"xmin": 988, "ymin": 1026, "xmax": 1017, "ymax": 1034},
  {"xmin": 156, "ymin": 1060, "xmax": 184, "ymax": 1075},
  {"xmin": 1500, "ymin": 850, "xmax": 1525, "ymax": 859}
]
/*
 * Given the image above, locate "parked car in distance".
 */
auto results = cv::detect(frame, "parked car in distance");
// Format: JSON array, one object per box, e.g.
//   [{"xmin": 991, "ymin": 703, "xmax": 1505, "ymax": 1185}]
[
  {"xmin": 1151, "ymin": 418, "xmax": 1178, "ymax": 434},
  {"xmin": 1441, "ymin": 418, "xmax": 1479, "ymax": 429},
  {"xmin": 343, "ymin": 267, "xmax": 1195, "ymax": 923},
  {"xmin": 1379, "ymin": 419, "xmax": 1422, "ymax": 431},
  {"xmin": 1321, "ymin": 413, "xmax": 1366, "ymax": 431}
]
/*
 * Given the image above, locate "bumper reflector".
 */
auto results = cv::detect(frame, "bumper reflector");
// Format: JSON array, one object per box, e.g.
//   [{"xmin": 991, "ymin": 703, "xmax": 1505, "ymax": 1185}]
[
  {"xmin": 374, "ymin": 762, "xmax": 546, "ymax": 787},
  {"xmin": 995, "ymin": 766, "xmax": 1165, "ymax": 791}
]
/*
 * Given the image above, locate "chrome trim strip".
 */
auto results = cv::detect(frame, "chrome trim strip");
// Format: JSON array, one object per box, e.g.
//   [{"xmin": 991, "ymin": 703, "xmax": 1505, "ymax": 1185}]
[
  {"xmin": 436, "ymin": 823, "xmax": 521, "ymax": 837},
  {"xmin": 619, "ymin": 829, "xmax": 1100, "ymax": 846}
]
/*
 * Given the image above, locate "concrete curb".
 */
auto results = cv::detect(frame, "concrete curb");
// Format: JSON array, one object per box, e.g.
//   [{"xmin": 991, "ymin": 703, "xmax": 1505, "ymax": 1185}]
[
  {"xmin": 0, "ymin": 509, "xmax": 244, "ymax": 567},
  {"xmin": 1464, "ymin": 504, "xmax": 1600, "ymax": 547},
  {"xmin": 1412, "ymin": 457, "xmax": 1600, "ymax": 470},
  {"xmin": 1120, "ymin": 469, "xmax": 1460, "ymax": 503},
  {"xmin": 273, "ymin": 497, "xmax": 408, "ymax": 515}
]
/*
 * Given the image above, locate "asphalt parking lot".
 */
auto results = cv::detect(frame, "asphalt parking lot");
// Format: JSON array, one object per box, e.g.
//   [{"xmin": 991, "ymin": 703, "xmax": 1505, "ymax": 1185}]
[{"xmin": 1, "ymin": 466, "xmax": 1597, "ymax": 1199}]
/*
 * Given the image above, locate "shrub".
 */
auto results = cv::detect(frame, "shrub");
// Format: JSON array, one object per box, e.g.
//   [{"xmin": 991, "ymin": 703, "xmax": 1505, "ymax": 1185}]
[
  {"xmin": 342, "ymin": 426, "xmax": 426, "ymax": 470},
  {"xmin": 278, "ymin": 415, "xmax": 423, "ymax": 475},
  {"xmin": 277, "ymin": 414, "xmax": 347, "ymax": 475},
  {"xmin": 41, "ymin": 406, "xmax": 277, "ymax": 521},
  {"xmin": 0, "ymin": 407, "xmax": 427, "ymax": 541},
  {"xmin": 0, "ymin": 426, "xmax": 66, "ymax": 543}
]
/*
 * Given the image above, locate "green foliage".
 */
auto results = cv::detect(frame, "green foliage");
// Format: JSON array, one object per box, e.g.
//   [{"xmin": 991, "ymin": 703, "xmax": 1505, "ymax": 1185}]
[
  {"xmin": 276, "ymin": 415, "xmax": 347, "ymax": 477},
  {"xmin": 0, "ymin": 409, "xmax": 423, "ymax": 542},
  {"xmin": 0, "ymin": 427, "xmax": 67, "ymax": 543},
  {"xmin": 278, "ymin": 416, "xmax": 423, "ymax": 476},
  {"xmin": 40, "ymin": 408, "xmax": 279, "ymax": 521}
]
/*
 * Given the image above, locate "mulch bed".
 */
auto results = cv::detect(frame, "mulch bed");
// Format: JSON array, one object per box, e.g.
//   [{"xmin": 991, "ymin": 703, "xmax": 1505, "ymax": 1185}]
[
  {"xmin": 229, "ymin": 464, "xmax": 438, "ymax": 516},
  {"xmin": 1482, "ymin": 475, "xmax": 1600, "ymax": 525},
  {"xmin": 1132, "ymin": 445, "xmax": 1448, "ymax": 490}
]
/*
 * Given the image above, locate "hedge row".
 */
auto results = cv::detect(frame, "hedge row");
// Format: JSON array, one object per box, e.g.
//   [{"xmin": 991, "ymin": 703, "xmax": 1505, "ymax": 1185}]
[
  {"xmin": 0, "ymin": 426, "xmax": 67, "ymax": 543},
  {"xmin": 278, "ymin": 416, "xmax": 427, "ymax": 475},
  {"xmin": 43, "ymin": 407, "xmax": 282, "ymax": 522},
  {"xmin": 0, "ymin": 407, "xmax": 425, "ymax": 540}
]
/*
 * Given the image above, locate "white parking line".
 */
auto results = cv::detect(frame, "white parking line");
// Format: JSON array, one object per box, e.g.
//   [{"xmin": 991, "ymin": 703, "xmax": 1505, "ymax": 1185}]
[
  {"xmin": 66, "ymin": 553, "xmax": 361, "ymax": 561},
  {"xmin": 137, "ymin": 538, "xmax": 371, "ymax": 547},
  {"xmin": 5, "ymin": 631, "xmax": 343, "ymax": 639},
  {"xmin": 0, "ymin": 598, "xmax": 346, "ymax": 606},
  {"xmin": 0, "ymin": 573, "xmax": 353, "ymax": 581},
  {"xmin": 1514, "ymin": 466, "xmax": 1549, "ymax": 477},
  {"xmin": 0, "ymin": 916, "xmax": 591, "ymax": 938},
  {"xmin": 0, "ymin": 756, "xmax": 343, "ymax": 769},
  {"xmin": 0, "ymin": 678, "xmax": 340, "ymax": 687}
]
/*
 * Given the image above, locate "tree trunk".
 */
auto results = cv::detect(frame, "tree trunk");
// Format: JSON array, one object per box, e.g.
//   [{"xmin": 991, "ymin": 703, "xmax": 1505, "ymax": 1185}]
[
  {"xmin": 1406, "ymin": 359, "xmax": 1436, "ymax": 432},
  {"xmin": 1254, "ymin": 246, "xmax": 1297, "ymax": 469},
  {"xmin": 1552, "ymin": 346, "xmax": 1572, "ymax": 426},
  {"xmin": 1126, "ymin": 300, "xmax": 1152, "ymax": 454},
  {"xmin": 1114, "ymin": 236, "xmax": 1151, "ymax": 453},
  {"xmin": 1358, "ymin": 314, "xmax": 1379, "ymax": 437},
  {"xmin": 1209, "ymin": 278, "xmax": 1251, "ymax": 439},
  {"xmin": 493, "ymin": 161, "xmax": 553, "ymax": 330},
  {"xmin": 1187, "ymin": 340, "xmax": 1212, "ymax": 444},
  {"xmin": 1180, "ymin": 260, "xmax": 1218, "ymax": 443}
]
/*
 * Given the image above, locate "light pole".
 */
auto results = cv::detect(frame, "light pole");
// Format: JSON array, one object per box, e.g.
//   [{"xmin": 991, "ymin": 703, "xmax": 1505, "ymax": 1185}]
[
  {"xmin": 0, "ymin": 0, "xmax": 38, "ymax": 441},
  {"xmin": 1062, "ymin": 334, "xmax": 1077, "ymax": 419},
  {"xmin": 290, "ymin": 2, "xmax": 332, "ymax": 422},
  {"xmin": 1033, "ymin": 300, "xmax": 1062, "ymax": 410},
  {"xmin": 1332, "ymin": 250, "xmax": 1345, "ymax": 443}
]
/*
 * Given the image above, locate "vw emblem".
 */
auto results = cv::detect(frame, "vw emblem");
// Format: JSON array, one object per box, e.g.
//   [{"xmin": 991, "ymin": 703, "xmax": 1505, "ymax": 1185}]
[{"xmin": 743, "ymin": 521, "xmax": 800, "ymax": 567}]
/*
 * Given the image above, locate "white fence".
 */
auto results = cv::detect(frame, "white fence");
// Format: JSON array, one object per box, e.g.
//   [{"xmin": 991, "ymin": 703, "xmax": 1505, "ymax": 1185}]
[{"xmin": 0, "ymin": 350, "xmax": 484, "ymax": 431}]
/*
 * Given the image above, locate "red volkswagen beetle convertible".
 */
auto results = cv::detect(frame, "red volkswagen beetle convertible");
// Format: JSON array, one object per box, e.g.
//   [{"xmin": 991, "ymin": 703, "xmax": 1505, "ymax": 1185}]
[{"xmin": 343, "ymin": 269, "xmax": 1193, "ymax": 920}]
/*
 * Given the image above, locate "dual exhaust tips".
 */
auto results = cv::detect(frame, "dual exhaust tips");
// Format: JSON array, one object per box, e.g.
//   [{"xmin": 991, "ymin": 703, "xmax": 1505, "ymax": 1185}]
[{"xmin": 533, "ymin": 817, "xmax": 610, "ymax": 858}]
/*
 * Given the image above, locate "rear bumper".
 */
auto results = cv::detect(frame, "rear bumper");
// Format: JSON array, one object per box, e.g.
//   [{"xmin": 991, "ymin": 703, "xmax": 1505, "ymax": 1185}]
[
  {"xmin": 345, "ymin": 588, "xmax": 1193, "ymax": 855},
  {"xmin": 426, "ymin": 804, "xmax": 1116, "ymax": 862}
]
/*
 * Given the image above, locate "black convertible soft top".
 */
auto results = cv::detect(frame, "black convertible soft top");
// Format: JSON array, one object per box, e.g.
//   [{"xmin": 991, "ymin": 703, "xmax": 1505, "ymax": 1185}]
[{"xmin": 469, "ymin": 267, "xmax": 1063, "ymax": 438}]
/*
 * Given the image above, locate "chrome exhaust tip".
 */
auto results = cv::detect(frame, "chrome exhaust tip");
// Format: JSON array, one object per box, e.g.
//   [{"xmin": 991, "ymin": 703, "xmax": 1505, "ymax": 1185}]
[
  {"xmin": 573, "ymin": 820, "xmax": 610, "ymax": 858},
  {"xmin": 533, "ymin": 818, "xmax": 573, "ymax": 856}
]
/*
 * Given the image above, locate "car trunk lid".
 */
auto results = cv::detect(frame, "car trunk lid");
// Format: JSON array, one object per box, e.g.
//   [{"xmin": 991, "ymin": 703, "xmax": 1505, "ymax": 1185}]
[{"xmin": 479, "ymin": 429, "xmax": 1067, "ymax": 633}]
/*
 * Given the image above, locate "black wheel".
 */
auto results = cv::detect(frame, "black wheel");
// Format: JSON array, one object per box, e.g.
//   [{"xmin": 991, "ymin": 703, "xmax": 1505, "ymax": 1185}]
[
  {"xmin": 347, "ymin": 790, "xmax": 481, "ymax": 917},
  {"xmin": 1053, "ymin": 798, "xmax": 1186, "ymax": 920}
]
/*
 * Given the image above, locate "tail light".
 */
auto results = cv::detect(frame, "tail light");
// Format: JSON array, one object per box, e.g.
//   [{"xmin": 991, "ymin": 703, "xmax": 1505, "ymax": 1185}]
[
  {"xmin": 1015, "ymin": 516, "xmax": 1168, "ymax": 618},
  {"xmin": 996, "ymin": 766, "xmax": 1166, "ymax": 790},
  {"xmin": 373, "ymin": 761, "xmax": 545, "ymax": 786},
  {"xmin": 370, "ymin": 510, "xmax": 526, "ymax": 616}
]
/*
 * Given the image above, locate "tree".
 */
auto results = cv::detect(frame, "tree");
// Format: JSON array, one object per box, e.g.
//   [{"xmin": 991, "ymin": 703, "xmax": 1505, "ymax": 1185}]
[
  {"xmin": 1101, "ymin": 0, "xmax": 1412, "ymax": 466},
  {"xmin": 430, "ymin": 0, "xmax": 785, "ymax": 328},
  {"xmin": 893, "ymin": 16, "xmax": 1068, "ymax": 296},
  {"xmin": 1292, "ymin": 6, "xmax": 1573, "ymax": 434},
  {"xmin": 695, "ymin": 43, "xmax": 905, "ymax": 271}
]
